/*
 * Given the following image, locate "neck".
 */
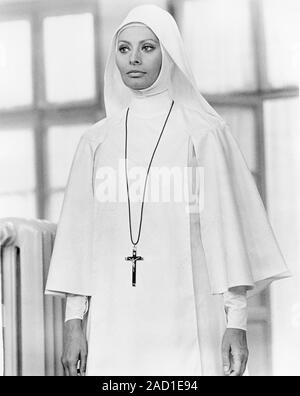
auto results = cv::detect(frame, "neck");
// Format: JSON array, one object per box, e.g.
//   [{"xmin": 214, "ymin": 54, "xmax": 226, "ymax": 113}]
[{"xmin": 129, "ymin": 88, "xmax": 172, "ymax": 118}]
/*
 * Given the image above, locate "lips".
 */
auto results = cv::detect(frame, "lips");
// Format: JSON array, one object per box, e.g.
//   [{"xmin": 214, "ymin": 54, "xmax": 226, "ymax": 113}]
[{"xmin": 127, "ymin": 71, "xmax": 146, "ymax": 76}]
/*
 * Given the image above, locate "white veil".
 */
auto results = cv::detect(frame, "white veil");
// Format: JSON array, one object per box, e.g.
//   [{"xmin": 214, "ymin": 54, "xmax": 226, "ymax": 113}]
[{"xmin": 104, "ymin": 4, "xmax": 224, "ymax": 127}]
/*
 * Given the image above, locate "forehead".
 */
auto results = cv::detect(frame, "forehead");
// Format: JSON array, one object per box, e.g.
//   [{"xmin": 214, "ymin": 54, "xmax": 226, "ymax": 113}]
[{"xmin": 117, "ymin": 25, "xmax": 159, "ymax": 43}]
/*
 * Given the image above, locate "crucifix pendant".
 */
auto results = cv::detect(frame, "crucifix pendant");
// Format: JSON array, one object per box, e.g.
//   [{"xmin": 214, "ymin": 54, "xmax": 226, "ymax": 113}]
[{"xmin": 125, "ymin": 246, "xmax": 144, "ymax": 286}]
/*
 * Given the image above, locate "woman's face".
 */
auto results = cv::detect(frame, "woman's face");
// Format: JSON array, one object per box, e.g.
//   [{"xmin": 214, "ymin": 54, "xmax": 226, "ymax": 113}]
[{"xmin": 116, "ymin": 25, "xmax": 162, "ymax": 90}]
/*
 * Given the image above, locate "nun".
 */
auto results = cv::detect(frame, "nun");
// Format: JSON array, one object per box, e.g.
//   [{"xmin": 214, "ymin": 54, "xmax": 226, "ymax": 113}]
[{"xmin": 45, "ymin": 5, "xmax": 289, "ymax": 376}]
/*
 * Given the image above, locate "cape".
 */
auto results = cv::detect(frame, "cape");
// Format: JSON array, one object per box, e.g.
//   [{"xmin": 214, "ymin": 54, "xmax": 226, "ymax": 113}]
[{"xmin": 45, "ymin": 103, "xmax": 289, "ymax": 298}]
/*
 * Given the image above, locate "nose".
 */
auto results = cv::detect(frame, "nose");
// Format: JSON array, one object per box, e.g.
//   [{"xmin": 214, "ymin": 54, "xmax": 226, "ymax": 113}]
[{"xmin": 129, "ymin": 49, "xmax": 142, "ymax": 65}]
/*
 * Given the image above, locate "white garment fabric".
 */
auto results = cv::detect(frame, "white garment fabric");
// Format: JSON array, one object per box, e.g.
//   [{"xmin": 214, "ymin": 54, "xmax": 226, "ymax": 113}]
[
  {"xmin": 64, "ymin": 294, "xmax": 89, "ymax": 323},
  {"xmin": 224, "ymin": 289, "xmax": 247, "ymax": 331},
  {"xmin": 86, "ymin": 94, "xmax": 218, "ymax": 375},
  {"xmin": 65, "ymin": 289, "xmax": 248, "ymax": 330},
  {"xmin": 45, "ymin": 5, "xmax": 289, "ymax": 375}
]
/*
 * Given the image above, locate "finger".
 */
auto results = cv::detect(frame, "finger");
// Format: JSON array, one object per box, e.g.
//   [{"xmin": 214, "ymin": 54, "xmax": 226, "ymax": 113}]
[
  {"xmin": 80, "ymin": 352, "xmax": 87, "ymax": 376},
  {"xmin": 64, "ymin": 365, "xmax": 70, "ymax": 377},
  {"xmin": 61, "ymin": 358, "xmax": 69, "ymax": 377},
  {"xmin": 240, "ymin": 354, "xmax": 248, "ymax": 376},
  {"xmin": 222, "ymin": 343, "xmax": 231, "ymax": 376}
]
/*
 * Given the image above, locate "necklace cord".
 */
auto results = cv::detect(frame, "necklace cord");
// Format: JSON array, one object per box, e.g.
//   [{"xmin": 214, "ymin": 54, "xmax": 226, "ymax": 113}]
[{"xmin": 125, "ymin": 100, "xmax": 175, "ymax": 247}]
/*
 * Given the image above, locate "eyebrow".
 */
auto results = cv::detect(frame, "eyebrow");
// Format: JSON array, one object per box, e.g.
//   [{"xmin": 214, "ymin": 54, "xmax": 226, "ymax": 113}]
[{"xmin": 118, "ymin": 38, "xmax": 159, "ymax": 45}]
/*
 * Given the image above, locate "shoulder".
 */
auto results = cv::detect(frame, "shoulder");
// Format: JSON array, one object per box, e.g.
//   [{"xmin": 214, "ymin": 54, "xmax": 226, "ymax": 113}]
[
  {"xmin": 81, "ymin": 111, "xmax": 125, "ymax": 149},
  {"xmin": 176, "ymin": 102, "xmax": 226, "ymax": 137},
  {"xmin": 179, "ymin": 104, "xmax": 239, "ymax": 153}
]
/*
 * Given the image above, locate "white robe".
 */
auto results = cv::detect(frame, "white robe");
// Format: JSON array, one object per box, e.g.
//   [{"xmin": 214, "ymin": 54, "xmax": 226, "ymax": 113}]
[
  {"xmin": 46, "ymin": 88, "xmax": 288, "ymax": 375},
  {"xmin": 85, "ymin": 92, "xmax": 225, "ymax": 375}
]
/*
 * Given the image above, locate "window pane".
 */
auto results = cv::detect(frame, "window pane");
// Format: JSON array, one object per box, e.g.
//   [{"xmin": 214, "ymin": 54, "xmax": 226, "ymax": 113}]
[
  {"xmin": 181, "ymin": 0, "xmax": 257, "ymax": 93},
  {"xmin": 215, "ymin": 106, "xmax": 258, "ymax": 172},
  {"xmin": 45, "ymin": 191, "xmax": 64, "ymax": 223},
  {"xmin": 0, "ymin": 129, "xmax": 36, "ymax": 193},
  {"xmin": 47, "ymin": 124, "xmax": 91, "ymax": 189},
  {"xmin": 263, "ymin": 0, "xmax": 300, "ymax": 88},
  {"xmin": 264, "ymin": 98, "xmax": 300, "ymax": 258},
  {"xmin": 43, "ymin": 13, "xmax": 96, "ymax": 103},
  {"xmin": 0, "ymin": 20, "xmax": 32, "ymax": 109},
  {"xmin": 264, "ymin": 97, "xmax": 300, "ymax": 376},
  {"xmin": 0, "ymin": 192, "xmax": 36, "ymax": 219}
]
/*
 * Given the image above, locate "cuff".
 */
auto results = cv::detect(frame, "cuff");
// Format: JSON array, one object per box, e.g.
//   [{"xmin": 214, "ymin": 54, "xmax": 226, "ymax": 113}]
[
  {"xmin": 223, "ymin": 288, "xmax": 248, "ymax": 331},
  {"xmin": 65, "ymin": 294, "xmax": 89, "ymax": 323}
]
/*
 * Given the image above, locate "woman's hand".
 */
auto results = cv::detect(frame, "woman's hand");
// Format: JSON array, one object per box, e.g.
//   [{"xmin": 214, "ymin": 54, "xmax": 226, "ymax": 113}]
[
  {"xmin": 222, "ymin": 328, "xmax": 249, "ymax": 376},
  {"xmin": 61, "ymin": 319, "xmax": 88, "ymax": 376}
]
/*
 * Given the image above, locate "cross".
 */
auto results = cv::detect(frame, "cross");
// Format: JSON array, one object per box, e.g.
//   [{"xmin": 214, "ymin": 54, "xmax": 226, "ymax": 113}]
[{"xmin": 125, "ymin": 246, "xmax": 144, "ymax": 287}]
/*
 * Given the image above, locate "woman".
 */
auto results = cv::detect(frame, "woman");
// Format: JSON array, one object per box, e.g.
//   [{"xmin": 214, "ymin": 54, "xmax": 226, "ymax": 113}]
[{"xmin": 45, "ymin": 5, "xmax": 289, "ymax": 376}]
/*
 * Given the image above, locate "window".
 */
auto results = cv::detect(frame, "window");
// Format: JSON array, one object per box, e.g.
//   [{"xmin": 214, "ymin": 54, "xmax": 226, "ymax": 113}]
[
  {"xmin": 182, "ymin": 0, "xmax": 257, "ymax": 93},
  {"xmin": 263, "ymin": 0, "xmax": 300, "ymax": 88},
  {"xmin": 43, "ymin": 13, "xmax": 96, "ymax": 103},
  {"xmin": 264, "ymin": 97, "xmax": 300, "ymax": 376},
  {"xmin": 0, "ymin": 0, "xmax": 103, "ymax": 222},
  {"xmin": 0, "ymin": 128, "xmax": 36, "ymax": 218},
  {"xmin": 0, "ymin": 19, "xmax": 33, "ymax": 109}
]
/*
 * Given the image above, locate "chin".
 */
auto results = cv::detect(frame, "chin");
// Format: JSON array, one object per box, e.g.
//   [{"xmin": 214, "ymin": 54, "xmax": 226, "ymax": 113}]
[
  {"xmin": 127, "ymin": 82, "xmax": 149, "ymax": 90},
  {"xmin": 131, "ymin": 83, "xmax": 148, "ymax": 90},
  {"xmin": 123, "ymin": 77, "xmax": 151, "ymax": 91}
]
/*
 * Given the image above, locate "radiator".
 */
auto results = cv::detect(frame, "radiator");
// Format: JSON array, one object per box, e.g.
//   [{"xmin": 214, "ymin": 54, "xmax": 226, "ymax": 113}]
[{"xmin": 0, "ymin": 218, "xmax": 64, "ymax": 376}]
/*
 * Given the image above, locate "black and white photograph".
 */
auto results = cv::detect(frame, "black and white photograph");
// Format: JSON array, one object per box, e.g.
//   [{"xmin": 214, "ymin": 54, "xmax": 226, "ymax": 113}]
[{"xmin": 0, "ymin": 0, "xmax": 299, "ymax": 377}]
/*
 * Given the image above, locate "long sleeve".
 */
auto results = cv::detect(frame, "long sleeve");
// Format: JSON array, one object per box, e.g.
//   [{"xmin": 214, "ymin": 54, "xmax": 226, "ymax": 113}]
[
  {"xmin": 223, "ymin": 287, "xmax": 247, "ymax": 331},
  {"xmin": 65, "ymin": 294, "xmax": 89, "ymax": 322}
]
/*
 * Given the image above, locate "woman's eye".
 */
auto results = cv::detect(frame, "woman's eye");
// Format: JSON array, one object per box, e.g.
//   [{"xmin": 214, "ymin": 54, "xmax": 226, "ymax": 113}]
[
  {"xmin": 142, "ymin": 45, "xmax": 155, "ymax": 52},
  {"xmin": 119, "ymin": 46, "xmax": 129, "ymax": 53}
]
